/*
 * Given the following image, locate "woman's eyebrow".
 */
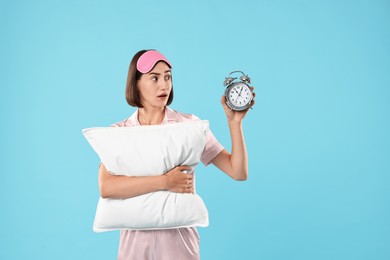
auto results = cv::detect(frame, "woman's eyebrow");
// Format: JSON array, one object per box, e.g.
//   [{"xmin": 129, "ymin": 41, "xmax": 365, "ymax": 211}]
[{"xmin": 148, "ymin": 70, "xmax": 171, "ymax": 75}]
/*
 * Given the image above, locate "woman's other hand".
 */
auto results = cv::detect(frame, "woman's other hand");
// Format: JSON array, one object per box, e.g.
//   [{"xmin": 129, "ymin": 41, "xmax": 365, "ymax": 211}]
[{"xmin": 164, "ymin": 166, "xmax": 194, "ymax": 193}]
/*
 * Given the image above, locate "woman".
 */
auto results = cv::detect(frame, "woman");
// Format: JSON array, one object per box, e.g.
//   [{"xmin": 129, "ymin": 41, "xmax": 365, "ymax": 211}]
[{"xmin": 98, "ymin": 49, "xmax": 255, "ymax": 260}]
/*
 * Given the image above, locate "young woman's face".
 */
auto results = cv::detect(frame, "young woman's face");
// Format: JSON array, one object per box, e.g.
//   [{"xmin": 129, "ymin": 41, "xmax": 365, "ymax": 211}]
[{"xmin": 137, "ymin": 61, "xmax": 172, "ymax": 109}]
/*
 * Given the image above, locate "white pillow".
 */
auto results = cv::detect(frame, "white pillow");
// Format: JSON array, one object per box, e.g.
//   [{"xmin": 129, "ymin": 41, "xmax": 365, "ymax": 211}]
[{"xmin": 82, "ymin": 120, "xmax": 209, "ymax": 232}]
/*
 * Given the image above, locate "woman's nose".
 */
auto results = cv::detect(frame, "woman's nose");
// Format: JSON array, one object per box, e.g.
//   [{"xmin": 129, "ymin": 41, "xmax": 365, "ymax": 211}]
[{"xmin": 158, "ymin": 79, "xmax": 169, "ymax": 90}]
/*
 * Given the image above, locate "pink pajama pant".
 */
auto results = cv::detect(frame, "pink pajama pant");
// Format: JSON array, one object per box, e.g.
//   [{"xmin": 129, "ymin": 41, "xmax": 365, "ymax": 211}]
[{"xmin": 117, "ymin": 227, "xmax": 200, "ymax": 260}]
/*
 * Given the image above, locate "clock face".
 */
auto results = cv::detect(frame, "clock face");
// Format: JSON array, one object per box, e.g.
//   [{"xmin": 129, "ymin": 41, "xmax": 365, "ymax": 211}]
[{"xmin": 227, "ymin": 83, "xmax": 253, "ymax": 109}]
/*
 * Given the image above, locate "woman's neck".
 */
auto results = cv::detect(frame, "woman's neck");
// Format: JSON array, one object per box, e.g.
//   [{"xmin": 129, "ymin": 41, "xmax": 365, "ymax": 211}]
[{"xmin": 138, "ymin": 106, "xmax": 166, "ymax": 125}]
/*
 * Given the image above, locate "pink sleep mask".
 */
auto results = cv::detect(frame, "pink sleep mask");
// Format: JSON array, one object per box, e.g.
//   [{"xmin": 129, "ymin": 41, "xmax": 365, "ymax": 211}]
[{"xmin": 136, "ymin": 50, "xmax": 172, "ymax": 73}]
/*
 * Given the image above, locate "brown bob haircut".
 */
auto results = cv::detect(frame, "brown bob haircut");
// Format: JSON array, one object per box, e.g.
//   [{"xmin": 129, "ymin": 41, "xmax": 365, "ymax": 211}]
[{"xmin": 125, "ymin": 49, "xmax": 174, "ymax": 108}]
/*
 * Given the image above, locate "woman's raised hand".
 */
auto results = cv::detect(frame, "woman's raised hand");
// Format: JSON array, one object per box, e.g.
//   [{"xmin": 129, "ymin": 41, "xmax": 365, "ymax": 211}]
[
  {"xmin": 163, "ymin": 166, "xmax": 194, "ymax": 193},
  {"xmin": 221, "ymin": 86, "xmax": 256, "ymax": 123}
]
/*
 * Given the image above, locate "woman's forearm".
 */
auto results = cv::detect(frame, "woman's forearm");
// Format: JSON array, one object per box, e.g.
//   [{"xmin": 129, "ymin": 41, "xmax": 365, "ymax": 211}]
[
  {"xmin": 210, "ymin": 121, "xmax": 249, "ymax": 181},
  {"xmin": 98, "ymin": 163, "xmax": 193, "ymax": 199},
  {"xmin": 99, "ymin": 164, "xmax": 167, "ymax": 199},
  {"xmin": 228, "ymin": 121, "xmax": 248, "ymax": 180}
]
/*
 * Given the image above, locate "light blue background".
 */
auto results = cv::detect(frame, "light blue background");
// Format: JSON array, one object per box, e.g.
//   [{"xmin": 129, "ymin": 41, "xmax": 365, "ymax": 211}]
[{"xmin": 1, "ymin": 0, "xmax": 389, "ymax": 259}]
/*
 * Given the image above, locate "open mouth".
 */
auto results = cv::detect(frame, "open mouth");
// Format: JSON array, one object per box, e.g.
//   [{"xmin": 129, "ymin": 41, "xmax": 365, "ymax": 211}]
[{"xmin": 158, "ymin": 93, "xmax": 168, "ymax": 98}]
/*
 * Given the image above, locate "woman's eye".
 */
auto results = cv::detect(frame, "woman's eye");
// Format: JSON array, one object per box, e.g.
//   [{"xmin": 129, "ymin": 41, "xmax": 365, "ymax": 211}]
[
  {"xmin": 151, "ymin": 76, "xmax": 158, "ymax": 81},
  {"xmin": 165, "ymin": 75, "xmax": 171, "ymax": 80}
]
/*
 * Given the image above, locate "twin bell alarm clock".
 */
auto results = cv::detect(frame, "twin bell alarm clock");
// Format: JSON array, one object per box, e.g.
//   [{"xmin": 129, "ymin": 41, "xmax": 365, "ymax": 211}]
[{"xmin": 223, "ymin": 71, "xmax": 254, "ymax": 111}]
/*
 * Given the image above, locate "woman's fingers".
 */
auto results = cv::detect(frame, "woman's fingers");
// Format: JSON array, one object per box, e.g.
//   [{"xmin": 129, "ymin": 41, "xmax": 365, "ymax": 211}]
[
  {"xmin": 185, "ymin": 174, "xmax": 193, "ymax": 192},
  {"xmin": 250, "ymin": 99, "xmax": 256, "ymax": 109},
  {"xmin": 184, "ymin": 173, "xmax": 193, "ymax": 193},
  {"xmin": 166, "ymin": 166, "xmax": 195, "ymax": 193}
]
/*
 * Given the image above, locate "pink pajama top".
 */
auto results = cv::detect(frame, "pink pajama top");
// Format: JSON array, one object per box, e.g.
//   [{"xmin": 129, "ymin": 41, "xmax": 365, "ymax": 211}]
[{"xmin": 109, "ymin": 107, "xmax": 224, "ymax": 260}]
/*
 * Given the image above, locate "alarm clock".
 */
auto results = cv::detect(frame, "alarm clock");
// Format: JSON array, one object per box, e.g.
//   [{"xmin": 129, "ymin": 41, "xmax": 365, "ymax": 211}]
[{"xmin": 223, "ymin": 71, "xmax": 254, "ymax": 111}]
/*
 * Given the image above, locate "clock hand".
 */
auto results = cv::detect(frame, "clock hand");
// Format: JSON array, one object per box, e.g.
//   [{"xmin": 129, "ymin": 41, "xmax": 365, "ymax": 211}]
[
  {"xmin": 233, "ymin": 89, "xmax": 241, "ymax": 104},
  {"xmin": 234, "ymin": 87, "xmax": 244, "ymax": 105},
  {"xmin": 237, "ymin": 86, "xmax": 244, "ymax": 98}
]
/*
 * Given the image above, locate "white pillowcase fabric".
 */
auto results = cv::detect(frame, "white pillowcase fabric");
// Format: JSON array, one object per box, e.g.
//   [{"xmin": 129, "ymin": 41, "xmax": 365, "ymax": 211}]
[{"xmin": 82, "ymin": 120, "xmax": 210, "ymax": 232}]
